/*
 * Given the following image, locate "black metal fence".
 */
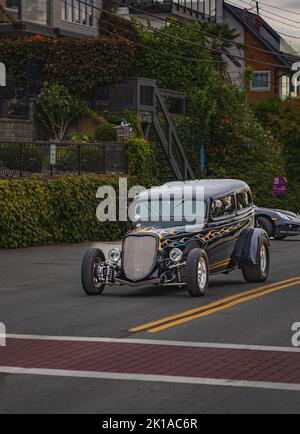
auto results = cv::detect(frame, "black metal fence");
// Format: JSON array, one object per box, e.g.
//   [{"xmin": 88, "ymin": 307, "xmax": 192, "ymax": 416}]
[{"xmin": 0, "ymin": 142, "xmax": 128, "ymax": 178}]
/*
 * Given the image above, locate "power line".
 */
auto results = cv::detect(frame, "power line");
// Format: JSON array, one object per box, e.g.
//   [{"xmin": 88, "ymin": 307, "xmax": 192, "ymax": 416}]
[
  {"xmin": 243, "ymin": 0, "xmax": 300, "ymax": 18},
  {"xmin": 68, "ymin": 1, "xmax": 227, "ymax": 64},
  {"xmin": 60, "ymin": 0, "xmax": 295, "ymax": 70},
  {"xmin": 112, "ymin": 0, "xmax": 299, "ymax": 64},
  {"xmin": 230, "ymin": 0, "xmax": 300, "ymax": 30}
]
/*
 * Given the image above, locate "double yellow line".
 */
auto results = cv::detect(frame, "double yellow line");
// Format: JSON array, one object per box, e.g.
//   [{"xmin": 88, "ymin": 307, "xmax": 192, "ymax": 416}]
[{"xmin": 129, "ymin": 276, "xmax": 300, "ymax": 334}]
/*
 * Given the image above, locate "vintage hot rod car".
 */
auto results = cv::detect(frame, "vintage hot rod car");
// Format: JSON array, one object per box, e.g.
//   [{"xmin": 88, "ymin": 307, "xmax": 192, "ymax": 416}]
[{"xmin": 81, "ymin": 180, "xmax": 270, "ymax": 297}]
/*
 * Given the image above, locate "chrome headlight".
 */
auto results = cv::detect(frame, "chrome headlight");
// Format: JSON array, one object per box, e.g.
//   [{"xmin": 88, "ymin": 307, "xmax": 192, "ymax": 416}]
[
  {"xmin": 169, "ymin": 248, "xmax": 183, "ymax": 263},
  {"xmin": 108, "ymin": 248, "xmax": 121, "ymax": 264}
]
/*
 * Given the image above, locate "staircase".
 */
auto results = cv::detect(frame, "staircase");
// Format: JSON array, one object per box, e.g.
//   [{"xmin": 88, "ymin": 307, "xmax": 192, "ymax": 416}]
[
  {"xmin": 95, "ymin": 78, "xmax": 195, "ymax": 181},
  {"xmin": 151, "ymin": 89, "xmax": 194, "ymax": 180}
]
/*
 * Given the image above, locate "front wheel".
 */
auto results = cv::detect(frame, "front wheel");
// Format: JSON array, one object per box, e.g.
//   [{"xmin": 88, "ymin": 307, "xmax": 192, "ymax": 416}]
[
  {"xmin": 81, "ymin": 248, "xmax": 106, "ymax": 296},
  {"xmin": 241, "ymin": 236, "xmax": 270, "ymax": 283},
  {"xmin": 256, "ymin": 217, "xmax": 273, "ymax": 237},
  {"xmin": 186, "ymin": 249, "xmax": 209, "ymax": 297}
]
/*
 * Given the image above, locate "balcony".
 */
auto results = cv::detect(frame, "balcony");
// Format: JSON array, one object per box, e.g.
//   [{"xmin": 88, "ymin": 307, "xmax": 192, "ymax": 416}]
[
  {"xmin": 173, "ymin": 0, "xmax": 217, "ymax": 21},
  {"xmin": 117, "ymin": 0, "xmax": 173, "ymax": 14},
  {"xmin": 0, "ymin": 1, "xmax": 49, "ymax": 25},
  {"xmin": 0, "ymin": 1, "xmax": 53, "ymax": 37}
]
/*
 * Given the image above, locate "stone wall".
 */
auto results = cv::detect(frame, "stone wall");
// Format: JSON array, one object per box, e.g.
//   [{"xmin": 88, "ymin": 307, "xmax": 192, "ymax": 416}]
[
  {"xmin": 0, "ymin": 118, "xmax": 35, "ymax": 141},
  {"xmin": 0, "ymin": 100, "xmax": 35, "ymax": 142}
]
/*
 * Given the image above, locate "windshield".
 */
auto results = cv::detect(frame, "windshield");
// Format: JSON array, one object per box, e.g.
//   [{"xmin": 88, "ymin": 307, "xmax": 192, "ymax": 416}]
[{"xmin": 132, "ymin": 199, "xmax": 206, "ymax": 228}]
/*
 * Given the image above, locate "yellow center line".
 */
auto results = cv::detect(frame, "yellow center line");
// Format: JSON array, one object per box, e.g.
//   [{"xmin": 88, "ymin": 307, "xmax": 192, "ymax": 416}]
[
  {"xmin": 148, "ymin": 279, "xmax": 300, "ymax": 333},
  {"xmin": 129, "ymin": 276, "xmax": 300, "ymax": 333}
]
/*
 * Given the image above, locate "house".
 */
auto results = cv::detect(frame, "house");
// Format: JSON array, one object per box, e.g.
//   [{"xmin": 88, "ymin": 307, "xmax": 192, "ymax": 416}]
[
  {"xmin": 223, "ymin": 2, "xmax": 299, "ymax": 101},
  {"xmin": 0, "ymin": 0, "xmax": 102, "ymax": 38},
  {"xmin": 114, "ymin": 0, "xmax": 224, "ymax": 27}
]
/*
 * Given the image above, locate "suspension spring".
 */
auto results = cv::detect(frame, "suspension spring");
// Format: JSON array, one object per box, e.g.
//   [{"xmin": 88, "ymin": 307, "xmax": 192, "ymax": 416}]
[
  {"xmin": 176, "ymin": 267, "xmax": 183, "ymax": 284},
  {"xmin": 107, "ymin": 265, "xmax": 114, "ymax": 283}
]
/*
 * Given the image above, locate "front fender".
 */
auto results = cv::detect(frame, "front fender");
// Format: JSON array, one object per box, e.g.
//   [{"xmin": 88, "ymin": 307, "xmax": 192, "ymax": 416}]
[{"xmin": 232, "ymin": 228, "xmax": 269, "ymax": 265}]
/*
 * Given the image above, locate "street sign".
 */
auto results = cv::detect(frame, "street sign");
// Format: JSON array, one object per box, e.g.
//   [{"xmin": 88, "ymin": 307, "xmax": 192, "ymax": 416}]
[
  {"xmin": 272, "ymin": 176, "xmax": 288, "ymax": 196},
  {"xmin": 50, "ymin": 144, "xmax": 57, "ymax": 166}
]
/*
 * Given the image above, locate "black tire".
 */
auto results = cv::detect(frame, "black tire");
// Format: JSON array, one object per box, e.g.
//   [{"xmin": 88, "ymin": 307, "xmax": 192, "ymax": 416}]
[
  {"xmin": 242, "ymin": 236, "xmax": 270, "ymax": 283},
  {"xmin": 186, "ymin": 249, "xmax": 209, "ymax": 297},
  {"xmin": 256, "ymin": 216, "xmax": 273, "ymax": 237},
  {"xmin": 81, "ymin": 248, "xmax": 106, "ymax": 296}
]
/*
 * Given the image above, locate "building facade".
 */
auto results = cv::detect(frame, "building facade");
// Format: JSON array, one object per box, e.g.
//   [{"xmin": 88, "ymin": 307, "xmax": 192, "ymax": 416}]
[
  {"xmin": 114, "ymin": 0, "xmax": 223, "ymax": 27},
  {"xmin": 0, "ymin": 0, "xmax": 102, "ymax": 38},
  {"xmin": 223, "ymin": 2, "xmax": 298, "ymax": 101}
]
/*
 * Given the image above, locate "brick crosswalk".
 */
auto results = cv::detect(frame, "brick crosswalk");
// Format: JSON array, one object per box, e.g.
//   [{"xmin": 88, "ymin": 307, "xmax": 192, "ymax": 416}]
[{"xmin": 0, "ymin": 336, "xmax": 300, "ymax": 390}]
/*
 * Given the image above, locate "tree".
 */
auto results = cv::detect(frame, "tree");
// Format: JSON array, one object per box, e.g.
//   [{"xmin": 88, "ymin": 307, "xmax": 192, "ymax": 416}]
[
  {"xmin": 201, "ymin": 22, "xmax": 241, "ymax": 81},
  {"xmin": 36, "ymin": 83, "xmax": 86, "ymax": 141}
]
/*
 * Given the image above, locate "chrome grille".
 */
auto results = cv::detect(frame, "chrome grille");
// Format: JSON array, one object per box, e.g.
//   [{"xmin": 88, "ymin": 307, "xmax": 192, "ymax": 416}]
[{"xmin": 123, "ymin": 235, "xmax": 157, "ymax": 281}]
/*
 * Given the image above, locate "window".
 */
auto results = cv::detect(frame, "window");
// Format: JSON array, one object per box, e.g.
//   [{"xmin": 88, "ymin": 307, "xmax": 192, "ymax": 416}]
[
  {"xmin": 236, "ymin": 191, "xmax": 252, "ymax": 213},
  {"xmin": 22, "ymin": 0, "xmax": 48, "ymax": 25},
  {"xmin": 250, "ymin": 71, "xmax": 271, "ymax": 92},
  {"xmin": 62, "ymin": 0, "xmax": 95, "ymax": 27},
  {"xmin": 133, "ymin": 199, "xmax": 206, "ymax": 228},
  {"xmin": 211, "ymin": 195, "xmax": 235, "ymax": 220}
]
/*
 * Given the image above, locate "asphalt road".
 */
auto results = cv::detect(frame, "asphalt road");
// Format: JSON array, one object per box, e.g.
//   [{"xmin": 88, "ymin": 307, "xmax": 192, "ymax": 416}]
[{"xmin": 0, "ymin": 237, "xmax": 300, "ymax": 414}]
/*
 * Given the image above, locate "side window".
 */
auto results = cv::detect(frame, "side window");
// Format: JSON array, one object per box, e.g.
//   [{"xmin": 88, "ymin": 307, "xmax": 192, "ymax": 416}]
[
  {"xmin": 211, "ymin": 195, "xmax": 235, "ymax": 219},
  {"xmin": 236, "ymin": 191, "xmax": 251, "ymax": 212}
]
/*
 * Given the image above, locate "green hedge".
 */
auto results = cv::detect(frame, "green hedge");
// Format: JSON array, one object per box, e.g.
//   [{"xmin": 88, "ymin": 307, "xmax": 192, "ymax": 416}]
[
  {"xmin": 0, "ymin": 138, "xmax": 160, "ymax": 249},
  {"xmin": 0, "ymin": 176, "xmax": 129, "ymax": 249},
  {"xmin": 0, "ymin": 36, "xmax": 135, "ymax": 95}
]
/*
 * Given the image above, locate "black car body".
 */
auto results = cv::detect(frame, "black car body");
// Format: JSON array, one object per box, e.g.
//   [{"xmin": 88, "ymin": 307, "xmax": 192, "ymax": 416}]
[
  {"xmin": 82, "ymin": 180, "xmax": 270, "ymax": 297},
  {"xmin": 255, "ymin": 207, "xmax": 300, "ymax": 240}
]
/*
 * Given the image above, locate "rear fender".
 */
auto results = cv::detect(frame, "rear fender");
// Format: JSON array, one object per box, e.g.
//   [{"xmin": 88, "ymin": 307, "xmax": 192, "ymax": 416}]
[{"xmin": 232, "ymin": 228, "xmax": 269, "ymax": 265}]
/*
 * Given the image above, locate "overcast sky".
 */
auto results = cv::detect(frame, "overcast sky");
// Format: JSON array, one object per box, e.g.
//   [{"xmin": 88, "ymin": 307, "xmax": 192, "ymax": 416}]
[{"xmin": 231, "ymin": 0, "xmax": 300, "ymax": 49}]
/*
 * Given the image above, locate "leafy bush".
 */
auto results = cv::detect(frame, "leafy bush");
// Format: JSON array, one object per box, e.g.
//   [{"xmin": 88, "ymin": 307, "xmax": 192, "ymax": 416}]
[
  {"xmin": 0, "ymin": 176, "xmax": 129, "ymax": 248},
  {"xmin": 126, "ymin": 137, "xmax": 159, "ymax": 186},
  {"xmin": 95, "ymin": 123, "xmax": 117, "ymax": 141},
  {"xmin": 36, "ymin": 83, "xmax": 86, "ymax": 141},
  {"xmin": 0, "ymin": 36, "xmax": 136, "ymax": 95}
]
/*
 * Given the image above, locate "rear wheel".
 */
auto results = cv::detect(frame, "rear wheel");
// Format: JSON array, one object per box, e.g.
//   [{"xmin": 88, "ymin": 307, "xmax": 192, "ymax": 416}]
[
  {"xmin": 186, "ymin": 249, "xmax": 209, "ymax": 297},
  {"xmin": 241, "ymin": 236, "xmax": 270, "ymax": 283},
  {"xmin": 256, "ymin": 216, "xmax": 273, "ymax": 237},
  {"xmin": 81, "ymin": 248, "xmax": 106, "ymax": 296}
]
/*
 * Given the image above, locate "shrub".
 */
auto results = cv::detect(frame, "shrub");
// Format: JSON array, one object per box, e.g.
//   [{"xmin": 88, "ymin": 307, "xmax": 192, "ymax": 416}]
[
  {"xmin": 126, "ymin": 137, "xmax": 159, "ymax": 186},
  {"xmin": 0, "ymin": 176, "xmax": 129, "ymax": 249},
  {"xmin": 95, "ymin": 123, "xmax": 117, "ymax": 141},
  {"xmin": 36, "ymin": 83, "xmax": 86, "ymax": 141},
  {"xmin": 0, "ymin": 36, "xmax": 136, "ymax": 95}
]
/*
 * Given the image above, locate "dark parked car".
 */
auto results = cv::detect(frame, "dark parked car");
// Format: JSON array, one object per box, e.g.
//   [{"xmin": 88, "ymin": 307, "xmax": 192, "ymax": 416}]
[
  {"xmin": 81, "ymin": 180, "xmax": 270, "ymax": 297},
  {"xmin": 255, "ymin": 206, "xmax": 300, "ymax": 240}
]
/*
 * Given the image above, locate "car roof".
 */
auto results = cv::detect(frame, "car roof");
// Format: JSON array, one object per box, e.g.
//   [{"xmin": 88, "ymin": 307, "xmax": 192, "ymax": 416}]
[{"xmin": 135, "ymin": 179, "xmax": 250, "ymax": 201}]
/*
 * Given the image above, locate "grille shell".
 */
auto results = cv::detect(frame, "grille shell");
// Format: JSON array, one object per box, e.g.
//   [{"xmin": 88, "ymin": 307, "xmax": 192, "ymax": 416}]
[{"xmin": 122, "ymin": 234, "xmax": 158, "ymax": 282}]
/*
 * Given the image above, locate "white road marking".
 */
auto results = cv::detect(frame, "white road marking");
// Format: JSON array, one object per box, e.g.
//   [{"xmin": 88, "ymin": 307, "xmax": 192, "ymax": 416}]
[
  {"xmin": 5, "ymin": 334, "xmax": 300, "ymax": 353},
  {"xmin": 0, "ymin": 366, "xmax": 300, "ymax": 392}
]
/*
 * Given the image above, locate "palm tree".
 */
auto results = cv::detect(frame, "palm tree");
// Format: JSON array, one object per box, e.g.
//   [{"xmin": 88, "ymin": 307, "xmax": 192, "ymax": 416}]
[{"xmin": 202, "ymin": 23, "xmax": 241, "ymax": 82}]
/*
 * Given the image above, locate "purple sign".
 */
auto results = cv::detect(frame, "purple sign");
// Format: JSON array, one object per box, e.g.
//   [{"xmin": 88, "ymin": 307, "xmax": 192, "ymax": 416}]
[{"xmin": 273, "ymin": 177, "xmax": 288, "ymax": 196}]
